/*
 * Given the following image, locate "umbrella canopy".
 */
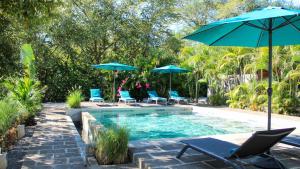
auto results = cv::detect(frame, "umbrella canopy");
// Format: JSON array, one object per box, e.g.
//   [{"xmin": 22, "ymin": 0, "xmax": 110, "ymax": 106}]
[
  {"xmin": 184, "ymin": 6, "xmax": 300, "ymax": 130},
  {"xmin": 92, "ymin": 62, "xmax": 137, "ymax": 102},
  {"xmin": 92, "ymin": 62, "xmax": 137, "ymax": 71},
  {"xmin": 151, "ymin": 65, "xmax": 189, "ymax": 91},
  {"xmin": 152, "ymin": 65, "xmax": 189, "ymax": 74}
]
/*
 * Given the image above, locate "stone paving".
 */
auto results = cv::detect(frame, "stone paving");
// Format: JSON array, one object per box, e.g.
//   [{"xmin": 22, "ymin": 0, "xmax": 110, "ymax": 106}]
[
  {"xmin": 7, "ymin": 103, "xmax": 300, "ymax": 169},
  {"xmin": 127, "ymin": 139, "xmax": 300, "ymax": 169},
  {"xmin": 7, "ymin": 104, "xmax": 86, "ymax": 169}
]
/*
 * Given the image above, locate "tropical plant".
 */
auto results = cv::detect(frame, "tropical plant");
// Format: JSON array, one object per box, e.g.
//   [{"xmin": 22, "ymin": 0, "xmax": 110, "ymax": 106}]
[
  {"xmin": 4, "ymin": 77, "xmax": 43, "ymax": 119},
  {"xmin": 66, "ymin": 89, "xmax": 83, "ymax": 108},
  {"xmin": 3, "ymin": 44, "xmax": 45, "ymax": 124},
  {"xmin": 95, "ymin": 127, "xmax": 129, "ymax": 165}
]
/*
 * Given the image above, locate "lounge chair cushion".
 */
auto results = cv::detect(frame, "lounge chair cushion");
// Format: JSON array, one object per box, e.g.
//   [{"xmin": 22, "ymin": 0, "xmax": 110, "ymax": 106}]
[
  {"xmin": 148, "ymin": 91, "xmax": 159, "ymax": 98},
  {"xmin": 169, "ymin": 91, "xmax": 179, "ymax": 97},
  {"xmin": 90, "ymin": 89, "xmax": 101, "ymax": 97},
  {"xmin": 147, "ymin": 91, "xmax": 167, "ymax": 102},
  {"xmin": 120, "ymin": 91, "xmax": 130, "ymax": 98},
  {"xmin": 181, "ymin": 138, "xmax": 238, "ymax": 158},
  {"xmin": 90, "ymin": 97, "xmax": 103, "ymax": 100}
]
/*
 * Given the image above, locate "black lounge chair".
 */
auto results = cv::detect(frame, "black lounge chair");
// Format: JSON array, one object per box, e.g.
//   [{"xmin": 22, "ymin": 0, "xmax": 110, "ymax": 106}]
[{"xmin": 177, "ymin": 127, "xmax": 296, "ymax": 169}]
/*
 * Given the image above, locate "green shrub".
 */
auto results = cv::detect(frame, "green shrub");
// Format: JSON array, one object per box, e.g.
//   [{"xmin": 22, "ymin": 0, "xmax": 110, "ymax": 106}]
[
  {"xmin": 95, "ymin": 127, "xmax": 129, "ymax": 165},
  {"xmin": 3, "ymin": 77, "xmax": 44, "ymax": 122},
  {"xmin": 209, "ymin": 93, "xmax": 226, "ymax": 106},
  {"xmin": 0, "ymin": 98, "xmax": 19, "ymax": 139},
  {"xmin": 67, "ymin": 90, "xmax": 83, "ymax": 108}
]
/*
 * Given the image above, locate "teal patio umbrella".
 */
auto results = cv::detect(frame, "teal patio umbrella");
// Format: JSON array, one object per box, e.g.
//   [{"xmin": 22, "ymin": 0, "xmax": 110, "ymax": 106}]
[
  {"xmin": 92, "ymin": 62, "xmax": 137, "ymax": 102},
  {"xmin": 184, "ymin": 6, "xmax": 300, "ymax": 130},
  {"xmin": 151, "ymin": 65, "xmax": 189, "ymax": 92}
]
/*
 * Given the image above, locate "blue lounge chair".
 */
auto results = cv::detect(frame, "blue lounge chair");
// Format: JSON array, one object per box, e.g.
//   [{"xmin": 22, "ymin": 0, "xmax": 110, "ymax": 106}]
[
  {"xmin": 177, "ymin": 127, "xmax": 296, "ymax": 169},
  {"xmin": 118, "ymin": 91, "xmax": 136, "ymax": 104},
  {"xmin": 169, "ymin": 90, "xmax": 188, "ymax": 104},
  {"xmin": 89, "ymin": 89, "xmax": 104, "ymax": 102},
  {"xmin": 147, "ymin": 91, "xmax": 167, "ymax": 105}
]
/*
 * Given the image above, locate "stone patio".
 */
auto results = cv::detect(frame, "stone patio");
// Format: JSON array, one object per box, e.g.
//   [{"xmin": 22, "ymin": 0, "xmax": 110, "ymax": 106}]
[
  {"xmin": 6, "ymin": 103, "xmax": 300, "ymax": 169},
  {"xmin": 127, "ymin": 138, "xmax": 300, "ymax": 169},
  {"xmin": 7, "ymin": 104, "xmax": 86, "ymax": 169}
]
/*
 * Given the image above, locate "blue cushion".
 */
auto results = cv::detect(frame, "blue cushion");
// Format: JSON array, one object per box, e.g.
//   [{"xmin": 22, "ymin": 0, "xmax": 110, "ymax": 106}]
[
  {"xmin": 169, "ymin": 91, "xmax": 179, "ymax": 97},
  {"xmin": 90, "ymin": 89, "xmax": 101, "ymax": 97},
  {"xmin": 120, "ymin": 91, "xmax": 130, "ymax": 98},
  {"xmin": 148, "ymin": 91, "xmax": 158, "ymax": 98}
]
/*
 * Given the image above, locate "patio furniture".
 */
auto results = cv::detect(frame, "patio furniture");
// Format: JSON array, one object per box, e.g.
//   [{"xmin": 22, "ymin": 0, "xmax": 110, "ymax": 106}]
[
  {"xmin": 89, "ymin": 89, "xmax": 104, "ymax": 102},
  {"xmin": 147, "ymin": 90, "xmax": 167, "ymax": 105},
  {"xmin": 92, "ymin": 62, "xmax": 137, "ymax": 102},
  {"xmin": 118, "ymin": 91, "xmax": 136, "ymax": 104},
  {"xmin": 177, "ymin": 127, "xmax": 296, "ymax": 169},
  {"xmin": 169, "ymin": 90, "xmax": 188, "ymax": 104}
]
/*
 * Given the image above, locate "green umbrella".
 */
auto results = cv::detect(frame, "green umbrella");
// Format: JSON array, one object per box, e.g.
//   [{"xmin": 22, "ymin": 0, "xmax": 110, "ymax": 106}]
[
  {"xmin": 92, "ymin": 62, "xmax": 137, "ymax": 102},
  {"xmin": 185, "ymin": 6, "xmax": 300, "ymax": 130},
  {"xmin": 151, "ymin": 65, "xmax": 189, "ymax": 92}
]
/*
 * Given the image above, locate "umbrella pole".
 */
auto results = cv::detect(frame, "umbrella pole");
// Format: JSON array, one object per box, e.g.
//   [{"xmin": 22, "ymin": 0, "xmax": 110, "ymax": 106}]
[
  {"xmin": 267, "ymin": 19, "xmax": 273, "ymax": 131},
  {"xmin": 169, "ymin": 73, "xmax": 172, "ymax": 92},
  {"xmin": 113, "ymin": 72, "xmax": 116, "ymax": 103}
]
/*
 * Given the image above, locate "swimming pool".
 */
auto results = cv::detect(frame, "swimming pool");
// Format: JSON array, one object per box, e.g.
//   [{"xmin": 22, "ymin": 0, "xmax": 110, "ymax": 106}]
[{"xmin": 89, "ymin": 108, "xmax": 262, "ymax": 141}]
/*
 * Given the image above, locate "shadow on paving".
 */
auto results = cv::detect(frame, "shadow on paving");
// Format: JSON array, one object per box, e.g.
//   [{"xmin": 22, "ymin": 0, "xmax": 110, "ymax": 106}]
[{"xmin": 7, "ymin": 125, "xmax": 36, "ymax": 169}]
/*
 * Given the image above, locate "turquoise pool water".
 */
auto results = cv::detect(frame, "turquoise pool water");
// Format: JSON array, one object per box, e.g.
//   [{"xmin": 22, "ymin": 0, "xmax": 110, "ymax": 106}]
[{"xmin": 89, "ymin": 109, "xmax": 259, "ymax": 141}]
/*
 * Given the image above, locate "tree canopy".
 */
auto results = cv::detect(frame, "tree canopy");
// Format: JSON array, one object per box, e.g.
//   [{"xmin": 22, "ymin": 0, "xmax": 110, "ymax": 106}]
[{"xmin": 0, "ymin": 0, "xmax": 299, "ymax": 114}]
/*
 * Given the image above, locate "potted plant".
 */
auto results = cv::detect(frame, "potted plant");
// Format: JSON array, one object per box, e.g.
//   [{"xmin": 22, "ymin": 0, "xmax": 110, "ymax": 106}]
[
  {"xmin": 0, "ymin": 148, "xmax": 7, "ymax": 169},
  {"xmin": 17, "ymin": 124, "xmax": 25, "ymax": 139},
  {"xmin": 66, "ymin": 88, "xmax": 84, "ymax": 121}
]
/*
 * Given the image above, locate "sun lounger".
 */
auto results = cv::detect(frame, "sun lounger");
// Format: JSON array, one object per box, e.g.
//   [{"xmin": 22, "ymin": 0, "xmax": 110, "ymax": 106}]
[
  {"xmin": 169, "ymin": 90, "xmax": 188, "ymax": 104},
  {"xmin": 118, "ymin": 91, "xmax": 136, "ymax": 104},
  {"xmin": 147, "ymin": 90, "xmax": 167, "ymax": 105},
  {"xmin": 89, "ymin": 89, "xmax": 104, "ymax": 102},
  {"xmin": 177, "ymin": 127, "xmax": 296, "ymax": 169}
]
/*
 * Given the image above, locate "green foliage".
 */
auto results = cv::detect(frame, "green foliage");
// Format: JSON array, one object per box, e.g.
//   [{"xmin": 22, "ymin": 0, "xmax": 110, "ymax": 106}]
[
  {"xmin": 4, "ymin": 77, "xmax": 44, "ymax": 120},
  {"xmin": 66, "ymin": 89, "xmax": 83, "ymax": 108},
  {"xmin": 95, "ymin": 127, "xmax": 129, "ymax": 165},
  {"xmin": 1, "ymin": 0, "xmax": 300, "ymax": 116},
  {"xmin": 0, "ymin": 98, "xmax": 19, "ymax": 137},
  {"xmin": 21, "ymin": 44, "xmax": 36, "ymax": 79},
  {"xmin": 3, "ymin": 44, "xmax": 44, "ymax": 120}
]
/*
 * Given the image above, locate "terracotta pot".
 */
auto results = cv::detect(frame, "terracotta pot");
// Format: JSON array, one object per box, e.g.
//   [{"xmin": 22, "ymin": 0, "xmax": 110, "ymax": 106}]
[{"xmin": 0, "ymin": 152, "xmax": 7, "ymax": 169}]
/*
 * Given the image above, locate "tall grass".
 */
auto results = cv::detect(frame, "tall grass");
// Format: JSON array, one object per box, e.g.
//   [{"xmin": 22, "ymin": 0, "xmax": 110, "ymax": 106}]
[
  {"xmin": 95, "ymin": 127, "xmax": 129, "ymax": 165},
  {"xmin": 66, "ymin": 89, "xmax": 83, "ymax": 108},
  {"xmin": 0, "ymin": 99, "xmax": 19, "ymax": 138}
]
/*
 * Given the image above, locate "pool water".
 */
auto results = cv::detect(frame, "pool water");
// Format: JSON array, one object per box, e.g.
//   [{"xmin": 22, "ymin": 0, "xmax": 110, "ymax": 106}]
[{"xmin": 89, "ymin": 110, "xmax": 261, "ymax": 141}]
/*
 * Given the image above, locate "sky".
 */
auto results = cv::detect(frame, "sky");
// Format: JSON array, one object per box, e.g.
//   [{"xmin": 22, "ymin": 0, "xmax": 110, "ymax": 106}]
[
  {"xmin": 290, "ymin": 0, "xmax": 300, "ymax": 5},
  {"xmin": 168, "ymin": 0, "xmax": 300, "ymax": 33}
]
